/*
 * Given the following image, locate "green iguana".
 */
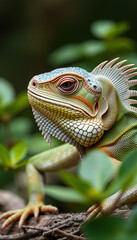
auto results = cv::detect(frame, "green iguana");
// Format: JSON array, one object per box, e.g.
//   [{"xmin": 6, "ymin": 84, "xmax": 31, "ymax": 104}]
[{"xmin": 1, "ymin": 57, "xmax": 137, "ymax": 229}]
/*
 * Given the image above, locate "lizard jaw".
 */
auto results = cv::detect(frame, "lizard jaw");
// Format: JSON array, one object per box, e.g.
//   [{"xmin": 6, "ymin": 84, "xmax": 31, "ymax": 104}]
[
  {"xmin": 28, "ymin": 91, "xmax": 104, "ymax": 148},
  {"xmin": 28, "ymin": 89, "xmax": 99, "ymax": 118}
]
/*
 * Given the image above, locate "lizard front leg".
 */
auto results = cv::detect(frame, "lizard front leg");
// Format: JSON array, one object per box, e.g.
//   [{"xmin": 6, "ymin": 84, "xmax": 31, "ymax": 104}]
[
  {"xmin": 0, "ymin": 143, "xmax": 80, "ymax": 229},
  {"xmin": 0, "ymin": 163, "xmax": 58, "ymax": 229}
]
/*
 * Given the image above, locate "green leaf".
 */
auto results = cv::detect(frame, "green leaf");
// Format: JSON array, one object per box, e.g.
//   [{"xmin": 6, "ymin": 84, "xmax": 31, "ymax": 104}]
[
  {"xmin": 82, "ymin": 209, "xmax": 137, "ymax": 240},
  {"xmin": 9, "ymin": 117, "xmax": 32, "ymax": 140},
  {"xmin": 101, "ymin": 151, "xmax": 137, "ymax": 198},
  {"xmin": 59, "ymin": 171, "xmax": 91, "ymax": 195},
  {"xmin": 49, "ymin": 41, "xmax": 105, "ymax": 66},
  {"xmin": 117, "ymin": 150, "xmax": 137, "ymax": 191},
  {"xmin": 49, "ymin": 44, "xmax": 81, "ymax": 65},
  {"xmin": 44, "ymin": 185, "xmax": 88, "ymax": 203},
  {"xmin": 109, "ymin": 22, "xmax": 129, "ymax": 38},
  {"xmin": 91, "ymin": 20, "xmax": 129, "ymax": 39},
  {"xmin": 12, "ymin": 158, "xmax": 28, "ymax": 169},
  {"xmin": 0, "ymin": 78, "xmax": 15, "ymax": 108},
  {"xmin": 59, "ymin": 171, "xmax": 103, "ymax": 202},
  {"xmin": 127, "ymin": 206, "xmax": 137, "ymax": 233},
  {"xmin": 26, "ymin": 134, "xmax": 62, "ymax": 154},
  {"xmin": 0, "ymin": 143, "xmax": 10, "ymax": 167},
  {"xmin": 9, "ymin": 141, "xmax": 27, "ymax": 166},
  {"xmin": 105, "ymin": 38, "xmax": 133, "ymax": 52},
  {"xmin": 91, "ymin": 20, "xmax": 115, "ymax": 38},
  {"xmin": 78, "ymin": 150, "xmax": 114, "ymax": 192},
  {"xmin": 11, "ymin": 92, "xmax": 29, "ymax": 114},
  {"xmin": 81, "ymin": 41, "xmax": 105, "ymax": 57},
  {"xmin": 82, "ymin": 216, "xmax": 128, "ymax": 240},
  {"xmin": 1, "ymin": 92, "xmax": 29, "ymax": 115}
]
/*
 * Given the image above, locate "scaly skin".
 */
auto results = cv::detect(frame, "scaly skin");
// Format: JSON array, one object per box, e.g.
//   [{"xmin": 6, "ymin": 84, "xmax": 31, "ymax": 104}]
[{"xmin": 1, "ymin": 58, "xmax": 137, "ymax": 228}]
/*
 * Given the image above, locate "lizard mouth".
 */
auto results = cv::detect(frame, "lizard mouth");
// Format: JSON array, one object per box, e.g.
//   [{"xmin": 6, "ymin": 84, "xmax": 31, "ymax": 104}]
[
  {"xmin": 28, "ymin": 89, "xmax": 99, "ymax": 118},
  {"xmin": 95, "ymin": 101, "xmax": 99, "ymax": 114}
]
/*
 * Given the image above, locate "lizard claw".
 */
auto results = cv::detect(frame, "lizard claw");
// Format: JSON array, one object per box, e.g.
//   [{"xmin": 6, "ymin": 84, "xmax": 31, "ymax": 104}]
[
  {"xmin": 87, "ymin": 199, "xmax": 113, "ymax": 221},
  {"xmin": 87, "ymin": 204, "xmax": 101, "ymax": 221},
  {"xmin": 86, "ymin": 193, "xmax": 121, "ymax": 221},
  {"xmin": 0, "ymin": 202, "xmax": 58, "ymax": 229}
]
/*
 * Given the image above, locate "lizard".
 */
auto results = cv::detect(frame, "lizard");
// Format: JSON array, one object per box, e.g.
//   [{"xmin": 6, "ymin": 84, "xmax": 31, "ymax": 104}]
[{"xmin": 1, "ymin": 57, "xmax": 137, "ymax": 229}]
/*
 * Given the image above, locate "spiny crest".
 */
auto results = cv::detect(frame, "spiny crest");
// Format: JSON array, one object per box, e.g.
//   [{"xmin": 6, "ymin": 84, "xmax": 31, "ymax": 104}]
[{"xmin": 92, "ymin": 57, "xmax": 137, "ymax": 113}]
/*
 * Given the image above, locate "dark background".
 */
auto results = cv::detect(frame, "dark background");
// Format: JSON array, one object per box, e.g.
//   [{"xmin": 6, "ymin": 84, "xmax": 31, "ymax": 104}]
[{"xmin": 1, "ymin": 0, "xmax": 137, "ymax": 92}]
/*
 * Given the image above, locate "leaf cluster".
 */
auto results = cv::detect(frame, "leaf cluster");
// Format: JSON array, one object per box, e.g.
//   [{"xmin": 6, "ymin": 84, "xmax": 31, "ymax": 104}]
[
  {"xmin": 0, "ymin": 79, "xmax": 62, "ymax": 173},
  {"xmin": 44, "ymin": 150, "xmax": 137, "ymax": 205}
]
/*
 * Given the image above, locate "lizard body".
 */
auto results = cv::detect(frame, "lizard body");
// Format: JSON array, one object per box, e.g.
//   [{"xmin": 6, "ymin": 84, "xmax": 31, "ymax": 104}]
[{"xmin": 1, "ymin": 58, "xmax": 137, "ymax": 228}]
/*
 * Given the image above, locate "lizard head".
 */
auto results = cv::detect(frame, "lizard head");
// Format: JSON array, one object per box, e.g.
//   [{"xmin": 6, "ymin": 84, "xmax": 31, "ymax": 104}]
[
  {"xmin": 28, "ymin": 67, "xmax": 107, "ymax": 148},
  {"xmin": 28, "ymin": 58, "xmax": 137, "ymax": 149}
]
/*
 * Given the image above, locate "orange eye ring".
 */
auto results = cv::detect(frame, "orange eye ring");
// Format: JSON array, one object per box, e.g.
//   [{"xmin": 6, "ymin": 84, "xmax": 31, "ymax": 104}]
[{"xmin": 57, "ymin": 77, "xmax": 78, "ymax": 94}]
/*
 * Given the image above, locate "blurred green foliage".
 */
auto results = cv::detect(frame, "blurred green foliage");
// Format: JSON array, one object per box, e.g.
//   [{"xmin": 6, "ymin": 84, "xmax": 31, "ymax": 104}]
[
  {"xmin": 0, "ymin": 141, "xmax": 27, "ymax": 169},
  {"xmin": 0, "ymin": 77, "xmax": 62, "ymax": 189},
  {"xmin": 82, "ymin": 207, "xmax": 137, "ymax": 240},
  {"xmin": 44, "ymin": 150, "xmax": 137, "ymax": 205},
  {"xmin": 49, "ymin": 20, "xmax": 136, "ymax": 70},
  {"xmin": 0, "ymin": 78, "xmax": 28, "ymax": 120}
]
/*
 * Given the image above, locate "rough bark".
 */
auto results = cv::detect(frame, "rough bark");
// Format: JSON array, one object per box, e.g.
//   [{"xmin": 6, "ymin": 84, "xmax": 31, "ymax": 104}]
[{"xmin": 0, "ymin": 191, "xmax": 131, "ymax": 240}]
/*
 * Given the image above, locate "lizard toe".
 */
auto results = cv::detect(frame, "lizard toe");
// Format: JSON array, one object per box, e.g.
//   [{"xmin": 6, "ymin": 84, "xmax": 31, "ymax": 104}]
[
  {"xmin": 0, "ymin": 210, "xmax": 18, "ymax": 220},
  {"xmin": 40, "ymin": 204, "xmax": 58, "ymax": 213},
  {"xmin": 0, "ymin": 203, "xmax": 58, "ymax": 229},
  {"xmin": 34, "ymin": 205, "xmax": 40, "ymax": 220},
  {"xmin": 87, "ymin": 206, "xmax": 100, "ymax": 221},
  {"xmin": 2, "ymin": 210, "xmax": 23, "ymax": 229},
  {"xmin": 19, "ymin": 207, "xmax": 34, "ymax": 228}
]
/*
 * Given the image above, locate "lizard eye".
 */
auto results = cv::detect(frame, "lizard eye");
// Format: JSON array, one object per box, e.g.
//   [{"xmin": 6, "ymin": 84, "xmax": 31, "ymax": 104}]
[
  {"xmin": 57, "ymin": 77, "xmax": 78, "ymax": 94},
  {"xmin": 31, "ymin": 80, "xmax": 37, "ymax": 88}
]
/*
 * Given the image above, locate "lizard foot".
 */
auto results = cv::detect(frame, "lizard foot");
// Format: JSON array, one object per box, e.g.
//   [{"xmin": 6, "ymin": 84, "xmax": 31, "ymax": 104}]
[
  {"xmin": 0, "ymin": 202, "xmax": 58, "ymax": 229},
  {"xmin": 87, "ymin": 191, "xmax": 123, "ymax": 221},
  {"xmin": 87, "ymin": 195, "xmax": 119, "ymax": 221}
]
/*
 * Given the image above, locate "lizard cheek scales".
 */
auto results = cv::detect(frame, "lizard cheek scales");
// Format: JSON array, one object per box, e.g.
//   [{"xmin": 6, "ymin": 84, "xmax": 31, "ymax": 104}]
[{"xmin": 28, "ymin": 68, "xmax": 104, "ymax": 148}]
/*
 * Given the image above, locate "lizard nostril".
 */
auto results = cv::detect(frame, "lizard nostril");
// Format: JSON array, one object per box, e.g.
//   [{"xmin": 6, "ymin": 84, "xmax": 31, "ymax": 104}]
[
  {"xmin": 93, "ymin": 85, "xmax": 97, "ymax": 89},
  {"xmin": 32, "ymin": 81, "xmax": 37, "ymax": 87}
]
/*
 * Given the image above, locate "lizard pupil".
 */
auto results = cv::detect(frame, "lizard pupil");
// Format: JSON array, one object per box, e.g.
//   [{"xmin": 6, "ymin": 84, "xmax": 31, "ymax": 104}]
[
  {"xmin": 61, "ymin": 81, "xmax": 73, "ymax": 89},
  {"xmin": 57, "ymin": 77, "xmax": 78, "ymax": 94}
]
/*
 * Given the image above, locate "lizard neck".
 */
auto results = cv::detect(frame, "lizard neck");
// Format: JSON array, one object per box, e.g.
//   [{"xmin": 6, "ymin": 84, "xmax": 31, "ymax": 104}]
[{"xmin": 76, "ymin": 145, "xmax": 86, "ymax": 158}]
